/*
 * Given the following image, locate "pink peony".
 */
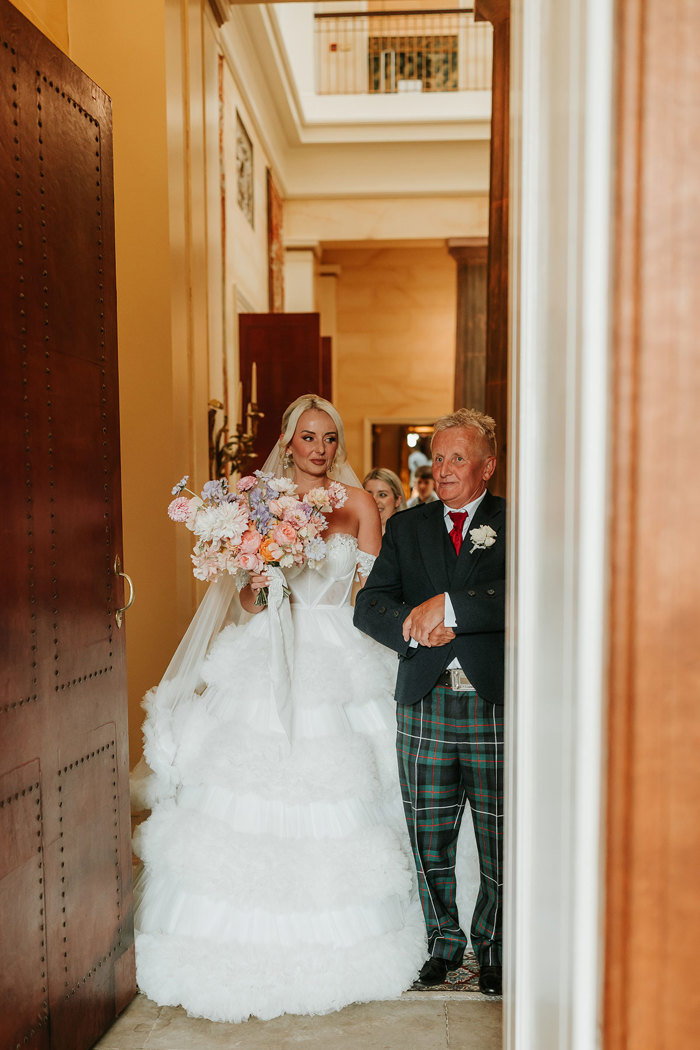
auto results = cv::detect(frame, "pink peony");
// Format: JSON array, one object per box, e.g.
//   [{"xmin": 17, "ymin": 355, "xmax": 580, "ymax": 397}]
[
  {"xmin": 283, "ymin": 506, "xmax": 310, "ymax": 528},
  {"xmin": 239, "ymin": 528, "xmax": 263, "ymax": 554},
  {"xmin": 236, "ymin": 552, "xmax": 264, "ymax": 572},
  {"xmin": 268, "ymin": 498, "xmax": 285, "ymax": 517},
  {"xmin": 185, "ymin": 496, "xmax": 203, "ymax": 529},
  {"xmin": 168, "ymin": 496, "xmax": 191, "ymax": 522},
  {"xmin": 236, "ymin": 475, "xmax": 256, "ymax": 491},
  {"xmin": 272, "ymin": 521, "xmax": 298, "ymax": 546},
  {"xmin": 306, "ymin": 487, "xmax": 331, "ymax": 512}
]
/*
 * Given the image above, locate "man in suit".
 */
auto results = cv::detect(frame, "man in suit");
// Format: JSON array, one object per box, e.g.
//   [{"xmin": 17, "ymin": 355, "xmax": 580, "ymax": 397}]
[{"xmin": 354, "ymin": 409, "xmax": 505, "ymax": 996}]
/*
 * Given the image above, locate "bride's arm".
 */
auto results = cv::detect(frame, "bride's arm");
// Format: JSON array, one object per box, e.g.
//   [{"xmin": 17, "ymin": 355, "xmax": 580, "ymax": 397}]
[
  {"xmin": 355, "ymin": 488, "xmax": 382, "ymax": 585},
  {"xmin": 239, "ymin": 571, "xmax": 270, "ymax": 614}
]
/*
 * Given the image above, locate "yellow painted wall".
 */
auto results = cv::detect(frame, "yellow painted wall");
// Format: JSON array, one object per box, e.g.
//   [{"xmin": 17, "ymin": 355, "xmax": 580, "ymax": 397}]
[
  {"xmin": 10, "ymin": 0, "xmax": 68, "ymax": 47},
  {"xmin": 12, "ymin": 0, "xmax": 198, "ymax": 768},
  {"xmin": 323, "ymin": 245, "xmax": 456, "ymax": 473}
]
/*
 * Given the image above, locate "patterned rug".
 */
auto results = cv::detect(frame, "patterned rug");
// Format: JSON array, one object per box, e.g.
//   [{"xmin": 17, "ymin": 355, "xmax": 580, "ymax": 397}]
[{"xmin": 402, "ymin": 952, "xmax": 502, "ymax": 1000}]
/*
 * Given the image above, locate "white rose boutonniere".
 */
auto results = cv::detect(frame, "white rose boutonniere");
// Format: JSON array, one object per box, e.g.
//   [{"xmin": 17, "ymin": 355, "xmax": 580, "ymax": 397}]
[{"xmin": 468, "ymin": 524, "xmax": 498, "ymax": 554}]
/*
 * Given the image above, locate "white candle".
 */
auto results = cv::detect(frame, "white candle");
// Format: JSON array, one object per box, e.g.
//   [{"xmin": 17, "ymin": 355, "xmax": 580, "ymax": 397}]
[
  {"xmin": 251, "ymin": 361, "xmax": 258, "ymax": 404},
  {"xmin": 237, "ymin": 381, "xmax": 243, "ymax": 427}
]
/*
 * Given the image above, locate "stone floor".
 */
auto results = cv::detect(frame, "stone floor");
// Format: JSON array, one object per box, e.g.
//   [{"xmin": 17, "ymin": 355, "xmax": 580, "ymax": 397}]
[{"xmin": 95, "ymin": 993, "xmax": 502, "ymax": 1050}]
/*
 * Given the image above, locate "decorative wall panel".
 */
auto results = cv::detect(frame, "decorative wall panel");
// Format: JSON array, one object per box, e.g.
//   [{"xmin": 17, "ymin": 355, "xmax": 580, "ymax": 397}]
[
  {"xmin": 267, "ymin": 167, "xmax": 284, "ymax": 312},
  {"xmin": 236, "ymin": 111, "xmax": 253, "ymax": 227}
]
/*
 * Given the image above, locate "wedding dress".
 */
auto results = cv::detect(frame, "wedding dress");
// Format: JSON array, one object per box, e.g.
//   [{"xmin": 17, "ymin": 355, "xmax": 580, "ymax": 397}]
[{"xmin": 133, "ymin": 534, "xmax": 479, "ymax": 1023}]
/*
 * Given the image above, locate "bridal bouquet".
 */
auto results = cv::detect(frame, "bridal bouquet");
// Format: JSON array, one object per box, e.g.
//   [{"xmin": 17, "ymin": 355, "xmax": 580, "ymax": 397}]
[{"xmin": 167, "ymin": 471, "xmax": 347, "ymax": 600}]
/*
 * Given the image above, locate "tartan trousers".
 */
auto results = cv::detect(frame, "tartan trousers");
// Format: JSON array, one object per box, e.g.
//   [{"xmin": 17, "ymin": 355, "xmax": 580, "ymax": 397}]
[{"xmin": 396, "ymin": 686, "xmax": 504, "ymax": 967}]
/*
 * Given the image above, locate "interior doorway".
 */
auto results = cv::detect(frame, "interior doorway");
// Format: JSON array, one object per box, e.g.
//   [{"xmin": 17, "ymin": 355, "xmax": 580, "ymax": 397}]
[{"xmin": 367, "ymin": 418, "xmax": 436, "ymax": 498}]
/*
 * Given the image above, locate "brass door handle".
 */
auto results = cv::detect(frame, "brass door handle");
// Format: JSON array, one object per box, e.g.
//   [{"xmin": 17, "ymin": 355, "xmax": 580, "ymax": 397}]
[{"xmin": 114, "ymin": 555, "xmax": 135, "ymax": 628}]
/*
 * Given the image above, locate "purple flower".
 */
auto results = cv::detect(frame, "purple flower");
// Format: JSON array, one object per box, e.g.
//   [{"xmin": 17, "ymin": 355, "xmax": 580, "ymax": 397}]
[
  {"xmin": 254, "ymin": 507, "xmax": 272, "ymax": 532},
  {"xmin": 171, "ymin": 475, "xmax": 189, "ymax": 495},
  {"xmin": 202, "ymin": 479, "xmax": 228, "ymax": 503}
]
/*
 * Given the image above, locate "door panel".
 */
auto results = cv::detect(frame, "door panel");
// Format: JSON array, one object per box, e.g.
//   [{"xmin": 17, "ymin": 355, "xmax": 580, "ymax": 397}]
[
  {"xmin": 0, "ymin": 4, "xmax": 135, "ymax": 1048},
  {"xmin": 320, "ymin": 335, "xmax": 332, "ymax": 400},
  {"xmin": 239, "ymin": 312, "xmax": 330, "ymax": 473},
  {"xmin": 0, "ymin": 761, "xmax": 50, "ymax": 1050}
]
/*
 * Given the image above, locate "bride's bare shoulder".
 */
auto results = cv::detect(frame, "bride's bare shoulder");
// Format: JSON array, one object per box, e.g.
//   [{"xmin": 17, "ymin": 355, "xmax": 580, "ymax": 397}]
[{"xmin": 343, "ymin": 485, "xmax": 376, "ymax": 514}]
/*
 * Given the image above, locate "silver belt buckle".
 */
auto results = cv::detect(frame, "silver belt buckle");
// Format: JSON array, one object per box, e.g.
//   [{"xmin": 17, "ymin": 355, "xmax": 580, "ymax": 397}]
[{"xmin": 449, "ymin": 669, "xmax": 473, "ymax": 692}]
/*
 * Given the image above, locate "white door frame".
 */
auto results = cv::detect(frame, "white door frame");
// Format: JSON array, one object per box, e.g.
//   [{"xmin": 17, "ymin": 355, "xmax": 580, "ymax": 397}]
[{"xmin": 505, "ymin": 0, "xmax": 614, "ymax": 1046}]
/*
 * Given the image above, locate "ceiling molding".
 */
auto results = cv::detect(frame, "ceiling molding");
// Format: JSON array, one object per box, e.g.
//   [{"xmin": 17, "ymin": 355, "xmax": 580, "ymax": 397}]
[
  {"xmin": 250, "ymin": 5, "xmax": 491, "ymax": 146},
  {"xmin": 217, "ymin": 3, "xmax": 491, "ymax": 201}
]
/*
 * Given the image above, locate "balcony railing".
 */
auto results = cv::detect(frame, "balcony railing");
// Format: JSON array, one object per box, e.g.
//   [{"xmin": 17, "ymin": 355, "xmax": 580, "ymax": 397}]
[{"xmin": 315, "ymin": 8, "xmax": 492, "ymax": 96}]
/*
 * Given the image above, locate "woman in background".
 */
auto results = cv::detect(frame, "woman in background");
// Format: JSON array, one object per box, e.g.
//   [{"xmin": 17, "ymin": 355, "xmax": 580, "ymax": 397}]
[{"xmin": 362, "ymin": 468, "xmax": 406, "ymax": 534}]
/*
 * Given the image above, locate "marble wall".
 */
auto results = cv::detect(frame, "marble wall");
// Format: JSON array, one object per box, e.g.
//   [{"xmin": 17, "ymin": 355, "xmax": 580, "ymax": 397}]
[
  {"xmin": 286, "ymin": 195, "xmax": 488, "ymax": 245},
  {"xmin": 322, "ymin": 245, "xmax": 457, "ymax": 473}
]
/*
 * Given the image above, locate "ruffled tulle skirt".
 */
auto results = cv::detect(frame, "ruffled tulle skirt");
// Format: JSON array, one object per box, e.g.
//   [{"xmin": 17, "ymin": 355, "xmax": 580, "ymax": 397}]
[{"xmin": 134, "ymin": 602, "xmax": 476, "ymax": 1023}]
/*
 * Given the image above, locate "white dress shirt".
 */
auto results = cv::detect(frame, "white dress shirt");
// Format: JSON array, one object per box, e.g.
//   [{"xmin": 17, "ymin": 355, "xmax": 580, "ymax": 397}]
[
  {"xmin": 409, "ymin": 490, "xmax": 488, "ymax": 669},
  {"xmin": 442, "ymin": 490, "xmax": 487, "ymax": 628}
]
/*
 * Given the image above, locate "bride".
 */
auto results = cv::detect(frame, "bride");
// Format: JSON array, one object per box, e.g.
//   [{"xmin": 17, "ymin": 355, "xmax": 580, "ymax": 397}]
[{"xmin": 133, "ymin": 394, "xmax": 477, "ymax": 1023}]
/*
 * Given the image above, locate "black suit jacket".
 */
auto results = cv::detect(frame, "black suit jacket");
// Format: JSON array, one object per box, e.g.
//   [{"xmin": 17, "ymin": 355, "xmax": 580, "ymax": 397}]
[{"xmin": 354, "ymin": 490, "xmax": 506, "ymax": 706}]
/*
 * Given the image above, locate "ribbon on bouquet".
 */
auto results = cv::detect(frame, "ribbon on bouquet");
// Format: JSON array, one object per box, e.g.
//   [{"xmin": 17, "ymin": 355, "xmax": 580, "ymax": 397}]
[{"xmin": 264, "ymin": 565, "xmax": 295, "ymax": 742}]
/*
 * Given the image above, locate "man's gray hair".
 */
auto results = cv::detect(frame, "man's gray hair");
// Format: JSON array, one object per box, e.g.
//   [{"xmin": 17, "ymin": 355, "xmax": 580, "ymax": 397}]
[{"xmin": 432, "ymin": 408, "xmax": 497, "ymax": 458}]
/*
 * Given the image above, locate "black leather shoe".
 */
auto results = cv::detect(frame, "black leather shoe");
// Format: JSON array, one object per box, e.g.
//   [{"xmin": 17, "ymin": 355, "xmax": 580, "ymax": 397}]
[
  {"xmin": 413, "ymin": 957, "xmax": 453, "ymax": 988},
  {"xmin": 478, "ymin": 964, "xmax": 502, "ymax": 996}
]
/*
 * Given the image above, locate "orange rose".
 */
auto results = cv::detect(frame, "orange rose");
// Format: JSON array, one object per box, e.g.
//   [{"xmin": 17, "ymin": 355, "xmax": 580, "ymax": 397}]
[{"xmin": 259, "ymin": 536, "xmax": 281, "ymax": 563}]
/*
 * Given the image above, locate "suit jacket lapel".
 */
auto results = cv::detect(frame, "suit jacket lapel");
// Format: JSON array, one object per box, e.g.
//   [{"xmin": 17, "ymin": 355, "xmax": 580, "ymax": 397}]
[
  {"xmin": 451, "ymin": 490, "xmax": 504, "ymax": 591},
  {"xmin": 417, "ymin": 499, "xmax": 451, "ymax": 593}
]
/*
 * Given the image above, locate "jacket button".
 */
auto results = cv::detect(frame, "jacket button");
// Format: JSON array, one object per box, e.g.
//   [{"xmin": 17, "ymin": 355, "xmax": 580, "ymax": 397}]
[
  {"xmin": 468, "ymin": 590, "xmax": 476, "ymax": 597},
  {"xmin": 378, "ymin": 606, "xmax": 386, "ymax": 613},
  {"xmin": 487, "ymin": 588, "xmax": 495, "ymax": 596},
  {"xmin": 393, "ymin": 610, "xmax": 400, "ymax": 617},
  {"xmin": 370, "ymin": 599, "xmax": 377, "ymax": 607}
]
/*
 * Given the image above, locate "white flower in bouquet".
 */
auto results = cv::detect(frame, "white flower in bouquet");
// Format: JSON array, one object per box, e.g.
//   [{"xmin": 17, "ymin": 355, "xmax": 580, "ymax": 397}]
[
  {"xmin": 305, "ymin": 482, "xmax": 348, "ymax": 514},
  {"xmin": 192, "ymin": 502, "xmax": 249, "ymax": 545}
]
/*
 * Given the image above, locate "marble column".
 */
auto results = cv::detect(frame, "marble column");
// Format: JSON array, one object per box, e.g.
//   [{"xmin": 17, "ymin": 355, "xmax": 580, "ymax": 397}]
[
  {"xmin": 475, "ymin": 0, "xmax": 510, "ymax": 495},
  {"xmin": 448, "ymin": 238, "xmax": 488, "ymax": 412},
  {"xmin": 284, "ymin": 240, "xmax": 320, "ymax": 313}
]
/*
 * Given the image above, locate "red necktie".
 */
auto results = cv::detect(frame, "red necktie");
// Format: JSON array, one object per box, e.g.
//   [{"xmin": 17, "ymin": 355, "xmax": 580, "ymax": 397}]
[{"xmin": 448, "ymin": 511, "xmax": 468, "ymax": 555}]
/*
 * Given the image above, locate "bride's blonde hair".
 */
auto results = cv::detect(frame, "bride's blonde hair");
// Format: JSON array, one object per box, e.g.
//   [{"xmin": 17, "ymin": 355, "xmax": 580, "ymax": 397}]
[{"xmin": 279, "ymin": 394, "xmax": 349, "ymax": 475}]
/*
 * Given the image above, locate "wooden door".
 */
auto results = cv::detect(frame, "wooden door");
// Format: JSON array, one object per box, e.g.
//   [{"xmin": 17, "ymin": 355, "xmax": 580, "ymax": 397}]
[
  {"xmin": 0, "ymin": 4, "xmax": 135, "ymax": 1049},
  {"xmin": 239, "ymin": 312, "xmax": 331, "ymax": 473},
  {"xmin": 604, "ymin": 0, "xmax": 700, "ymax": 1045}
]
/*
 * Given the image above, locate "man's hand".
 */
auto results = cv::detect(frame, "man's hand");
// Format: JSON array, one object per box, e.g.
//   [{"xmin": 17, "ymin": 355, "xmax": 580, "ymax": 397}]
[
  {"xmin": 427, "ymin": 624, "xmax": 456, "ymax": 647},
  {"xmin": 403, "ymin": 594, "xmax": 446, "ymax": 646}
]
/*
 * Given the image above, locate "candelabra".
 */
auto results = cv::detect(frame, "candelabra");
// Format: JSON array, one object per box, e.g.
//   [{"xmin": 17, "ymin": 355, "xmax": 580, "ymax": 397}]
[{"xmin": 208, "ymin": 398, "xmax": 265, "ymax": 480}]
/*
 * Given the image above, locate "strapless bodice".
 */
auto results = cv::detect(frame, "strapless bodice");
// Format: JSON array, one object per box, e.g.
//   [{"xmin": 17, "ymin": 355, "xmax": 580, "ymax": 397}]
[{"xmin": 287, "ymin": 533, "xmax": 366, "ymax": 610}]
